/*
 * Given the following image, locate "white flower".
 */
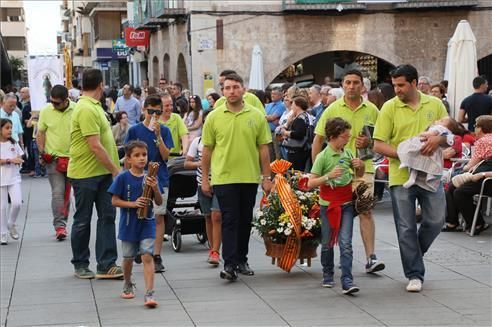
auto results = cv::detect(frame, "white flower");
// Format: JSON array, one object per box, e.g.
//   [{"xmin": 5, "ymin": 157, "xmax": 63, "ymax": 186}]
[
  {"xmin": 284, "ymin": 228, "xmax": 292, "ymax": 236},
  {"xmin": 277, "ymin": 227, "xmax": 284, "ymax": 233},
  {"xmin": 287, "ymin": 222, "xmax": 293, "ymax": 228},
  {"xmin": 256, "ymin": 211, "xmax": 264, "ymax": 217},
  {"xmin": 279, "ymin": 221, "xmax": 285, "ymax": 226},
  {"xmin": 260, "ymin": 219, "xmax": 266, "ymax": 226},
  {"xmin": 299, "ymin": 195, "xmax": 307, "ymax": 200}
]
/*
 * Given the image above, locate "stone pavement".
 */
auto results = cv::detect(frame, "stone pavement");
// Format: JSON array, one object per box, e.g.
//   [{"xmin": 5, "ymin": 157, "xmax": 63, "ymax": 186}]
[{"xmin": 1, "ymin": 178, "xmax": 491, "ymax": 327}]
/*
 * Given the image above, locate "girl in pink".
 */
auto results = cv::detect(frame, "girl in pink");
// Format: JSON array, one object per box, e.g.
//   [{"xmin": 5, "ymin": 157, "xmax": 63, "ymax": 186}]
[{"xmin": 0, "ymin": 119, "xmax": 24, "ymax": 245}]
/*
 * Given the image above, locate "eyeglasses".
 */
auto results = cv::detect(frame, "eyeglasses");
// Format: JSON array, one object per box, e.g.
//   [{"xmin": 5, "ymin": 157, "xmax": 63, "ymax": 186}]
[
  {"xmin": 147, "ymin": 109, "xmax": 162, "ymax": 115},
  {"xmin": 50, "ymin": 99, "xmax": 64, "ymax": 106}
]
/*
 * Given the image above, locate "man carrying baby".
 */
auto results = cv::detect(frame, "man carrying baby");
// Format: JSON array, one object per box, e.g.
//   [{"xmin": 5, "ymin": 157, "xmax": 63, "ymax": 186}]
[{"xmin": 373, "ymin": 64, "xmax": 448, "ymax": 293}]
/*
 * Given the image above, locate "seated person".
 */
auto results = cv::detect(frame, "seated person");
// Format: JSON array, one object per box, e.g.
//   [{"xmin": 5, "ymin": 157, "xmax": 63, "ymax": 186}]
[{"xmin": 444, "ymin": 115, "xmax": 492, "ymax": 234}]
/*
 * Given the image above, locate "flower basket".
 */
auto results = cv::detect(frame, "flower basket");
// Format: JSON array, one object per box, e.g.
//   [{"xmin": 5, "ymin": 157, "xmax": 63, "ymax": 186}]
[{"xmin": 263, "ymin": 237, "xmax": 319, "ymax": 267}]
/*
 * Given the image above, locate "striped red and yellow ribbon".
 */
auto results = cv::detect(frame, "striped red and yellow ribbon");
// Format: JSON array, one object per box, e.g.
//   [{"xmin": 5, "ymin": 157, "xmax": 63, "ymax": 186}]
[{"xmin": 271, "ymin": 159, "xmax": 302, "ymax": 272}]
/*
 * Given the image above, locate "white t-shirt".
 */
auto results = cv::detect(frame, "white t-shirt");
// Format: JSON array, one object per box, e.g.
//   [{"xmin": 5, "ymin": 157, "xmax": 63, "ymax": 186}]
[
  {"xmin": 0, "ymin": 141, "xmax": 24, "ymax": 186},
  {"xmin": 68, "ymin": 88, "xmax": 80, "ymax": 101},
  {"xmin": 187, "ymin": 137, "xmax": 211, "ymax": 185}
]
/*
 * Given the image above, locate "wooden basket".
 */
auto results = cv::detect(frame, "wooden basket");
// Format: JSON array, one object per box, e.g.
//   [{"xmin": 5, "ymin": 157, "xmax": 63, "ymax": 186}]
[{"xmin": 263, "ymin": 237, "xmax": 318, "ymax": 267}]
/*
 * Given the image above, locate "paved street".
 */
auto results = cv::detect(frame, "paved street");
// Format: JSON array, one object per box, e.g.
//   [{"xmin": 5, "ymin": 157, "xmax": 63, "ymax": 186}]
[{"xmin": 1, "ymin": 177, "xmax": 491, "ymax": 327}]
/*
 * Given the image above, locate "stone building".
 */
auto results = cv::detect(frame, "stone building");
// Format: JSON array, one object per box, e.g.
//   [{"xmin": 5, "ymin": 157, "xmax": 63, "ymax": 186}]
[{"xmin": 132, "ymin": 0, "xmax": 492, "ymax": 96}]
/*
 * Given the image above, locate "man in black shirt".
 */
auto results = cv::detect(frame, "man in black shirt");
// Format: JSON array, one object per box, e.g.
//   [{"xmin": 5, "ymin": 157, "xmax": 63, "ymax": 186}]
[{"xmin": 458, "ymin": 76, "xmax": 492, "ymax": 132}]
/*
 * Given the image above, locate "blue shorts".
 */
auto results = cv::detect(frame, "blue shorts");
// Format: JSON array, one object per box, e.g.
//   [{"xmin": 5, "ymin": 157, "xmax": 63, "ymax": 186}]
[
  {"xmin": 121, "ymin": 238, "xmax": 154, "ymax": 258},
  {"xmin": 197, "ymin": 187, "xmax": 220, "ymax": 215}
]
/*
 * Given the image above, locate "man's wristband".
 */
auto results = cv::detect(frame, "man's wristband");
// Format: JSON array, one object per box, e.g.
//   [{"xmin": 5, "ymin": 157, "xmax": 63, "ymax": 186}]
[{"xmin": 261, "ymin": 175, "xmax": 272, "ymax": 181}]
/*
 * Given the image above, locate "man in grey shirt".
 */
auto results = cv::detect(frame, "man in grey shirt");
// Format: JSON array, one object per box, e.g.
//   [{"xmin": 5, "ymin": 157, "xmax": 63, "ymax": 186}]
[{"xmin": 114, "ymin": 84, "xmax": 142, "ymax": 125}]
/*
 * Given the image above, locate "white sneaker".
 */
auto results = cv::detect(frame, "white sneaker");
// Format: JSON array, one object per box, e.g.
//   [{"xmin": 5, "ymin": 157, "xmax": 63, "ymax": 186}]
[
  {"xmin": 0, "ymin": 234, "xmax": 8, "ymax": 245},
  {"xmin": 9, "ymin": 225, "xmax": 19, "ymax": 240},
  {"xmin": 406, "ymin": 279, "xmax": 422, "ymax": 292}
]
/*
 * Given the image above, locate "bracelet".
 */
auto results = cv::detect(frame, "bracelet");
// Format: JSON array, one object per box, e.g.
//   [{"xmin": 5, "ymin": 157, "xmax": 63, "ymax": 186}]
[
  {"xmin": 262, "ymin": 176, "xmax": 272, "ymax": 181},
  {"xmin": 6, "ymin": 159, "xmax": 11, "ymax": 165}
]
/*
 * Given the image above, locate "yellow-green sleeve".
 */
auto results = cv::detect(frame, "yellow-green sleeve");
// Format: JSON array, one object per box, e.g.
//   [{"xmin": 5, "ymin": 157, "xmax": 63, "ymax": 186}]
[
  {"xmin": 78, "ymin": 107, "xmax": 101, "ymax": 136},
  {"xmin": 177, "ymin": 115, "xmax": 188, "ymax": 137},
  {"xmin": 311, "ymin": 152, "xmax": 325, "ymax": 176},
  {"xmin": 37, "ymin": 109, "xmax": 47, "ymax": 132},
  {"xmin": 257, "ymin": 116, "xmax": 272, "ymax": 145},
  {"xmin": 437, "ymin": 102, "xmax": 448, "ymax": 120},
  {"xmin": 373, "ymin": 103, "xmax": 392, "ymax": 143},
  {"xmin": 201, "ymin": 116, "xmax": 215, "ymax": 147},
  {"xmin": 214, "ymin": 97, "xmax": 226, "ymax": 109}
]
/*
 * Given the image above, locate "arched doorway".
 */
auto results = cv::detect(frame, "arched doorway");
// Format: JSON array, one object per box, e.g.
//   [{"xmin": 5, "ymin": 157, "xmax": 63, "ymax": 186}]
[
  {"xmin": 478, "ymin": 54, "xmax": 492, "ymax": 91},
  {"xmin": 270, "ymin": 51, "xmax": 396, "ymax": 88},
  {"xmin": 152, "ymin": 56, "xmax": 159, "ymax": 86},
  {"xmin": 176, "ymin": 53, "xmax": 188, "ymax": 89},
  {"xmin": 163, "ymin": 53, "xmax": 170, "ymax": 81}
]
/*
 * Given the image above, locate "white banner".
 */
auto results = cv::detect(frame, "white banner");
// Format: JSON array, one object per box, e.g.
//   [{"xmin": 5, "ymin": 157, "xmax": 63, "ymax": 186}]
[{"xmin": 27, "ymin": 56, "xmax": 64, "ymax": 111}]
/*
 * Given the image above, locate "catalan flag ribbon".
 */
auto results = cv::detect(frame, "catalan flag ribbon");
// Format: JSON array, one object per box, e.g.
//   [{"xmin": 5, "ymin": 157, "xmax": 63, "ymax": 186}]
[{"xmin": 270, "ymin": 160, "xmax": 302, "ymax": 272}]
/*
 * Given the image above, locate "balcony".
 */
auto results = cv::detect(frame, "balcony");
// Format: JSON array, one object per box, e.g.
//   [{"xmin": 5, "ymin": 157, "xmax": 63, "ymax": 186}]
[
  {"xmin": 282, "ymin": 0, "xmax": 478, "ymax": 11},
  {"xmin": 134, "ymin": 0, "xmax": 186, "ymax": 30}
]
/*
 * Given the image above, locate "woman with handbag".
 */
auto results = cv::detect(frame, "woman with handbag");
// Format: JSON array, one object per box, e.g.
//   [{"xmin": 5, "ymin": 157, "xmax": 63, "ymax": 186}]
[
  {"xmin": 444, "ymin": 115, "xmax": 492, "ymax": 235},
  {"xmin": 280, "ymin": 96, "xmax": 310, "ymax": 171}
]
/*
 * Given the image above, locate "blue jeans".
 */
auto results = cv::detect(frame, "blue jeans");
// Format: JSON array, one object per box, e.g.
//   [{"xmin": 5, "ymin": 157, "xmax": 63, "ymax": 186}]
[
  {"xmin": 390, "ymin": 184, "xmax": 445, "ymax": 282},
  {"xmin": 320, "ymin": 203, "xmax": 355, "ymax": 286},
  {"xmin": 32, "ymin": 142, "xmax": 46, "ymax": 176},
  {"xmin": 70, "ymin": 174, "xmax": 118, "ymax": 272}
]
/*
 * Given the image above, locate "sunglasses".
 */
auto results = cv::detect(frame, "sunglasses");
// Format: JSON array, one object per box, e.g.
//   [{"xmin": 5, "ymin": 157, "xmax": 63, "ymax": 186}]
[
  {"xmin": 147, "ymin": 109, "xmax": 162, "ymax": 115},
  {"xmin": 50, "ymin": 99, "xmax": 64, "ymax": 106}
]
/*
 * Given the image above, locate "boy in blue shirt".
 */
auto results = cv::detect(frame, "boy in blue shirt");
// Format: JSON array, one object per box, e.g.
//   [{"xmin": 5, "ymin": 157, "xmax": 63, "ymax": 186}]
[
  {"xmin": 125, "ymin": 95, "xmax": 173, "ymax": 273},
  {"xmin": 108, "ymin": 141, "xmax": 163, "ymax": 307}
]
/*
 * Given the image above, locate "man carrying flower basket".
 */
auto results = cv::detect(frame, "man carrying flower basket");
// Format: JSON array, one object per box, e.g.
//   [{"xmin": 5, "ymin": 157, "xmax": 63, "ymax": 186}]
[{"xmin": 308, "ymin": 117, "xmax": 364, "ymax": 295}]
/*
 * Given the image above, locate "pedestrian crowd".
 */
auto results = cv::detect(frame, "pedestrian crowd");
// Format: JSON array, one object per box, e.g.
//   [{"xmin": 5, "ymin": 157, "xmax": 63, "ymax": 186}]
[{"xmin": 0, "ymin": 64, "xmax": 491, "ymax": 307}]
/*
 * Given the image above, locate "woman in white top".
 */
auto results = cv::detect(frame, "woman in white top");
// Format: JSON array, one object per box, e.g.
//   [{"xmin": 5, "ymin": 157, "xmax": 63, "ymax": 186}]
[
  {"xmin": 184, "ymin": 95, "xmax": 203, "ymax": 143},
  {"xmin": 0, "ymin": 118, "xmax": 24, "ymax": 245}
]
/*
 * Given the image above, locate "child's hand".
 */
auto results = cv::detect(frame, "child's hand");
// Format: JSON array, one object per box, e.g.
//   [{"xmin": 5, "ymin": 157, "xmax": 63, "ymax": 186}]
[
  {"xmin": 11, "ymin": 157, "xmax": 24, "ymax": 165},
  {"xmin": 351, "ymin": 158, "xmax": 364, "ymax": 170},
  {"xmin": 146, "ymin": 176, "xmax": 159, "ymax": 191},
  {"xmin": 327, "ymin": 166, "xmax": 344, "ymax": 180},
  {"xmin": 133, "ymin": 197, "xmax": 148, "ymax": 208}
]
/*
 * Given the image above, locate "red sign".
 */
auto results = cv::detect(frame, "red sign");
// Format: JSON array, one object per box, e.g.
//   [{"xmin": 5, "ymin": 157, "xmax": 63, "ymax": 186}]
[{"xmin": 124, "ymin": 27, "xmax": 150, "ymax": 47}]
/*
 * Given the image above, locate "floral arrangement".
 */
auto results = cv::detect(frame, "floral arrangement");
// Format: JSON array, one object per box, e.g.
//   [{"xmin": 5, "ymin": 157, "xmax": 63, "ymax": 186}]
[{"xmin": 253, "ymin": 172, "xmax": 321, "ymax": 245}]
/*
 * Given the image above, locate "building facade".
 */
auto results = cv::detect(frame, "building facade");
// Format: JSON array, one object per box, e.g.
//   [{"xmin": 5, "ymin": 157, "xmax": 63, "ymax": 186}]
[
  {"xmin": 132, "ymin": 0, "xmax": 492, "ymax": 98},
  {"xmin": 0, "ymin": 0, "xmax": 27, "ymax": 86}
]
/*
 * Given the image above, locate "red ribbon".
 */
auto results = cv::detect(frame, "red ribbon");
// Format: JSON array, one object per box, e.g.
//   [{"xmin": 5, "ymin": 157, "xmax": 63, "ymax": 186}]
[{"xmin": 319, "ymin": 184, "xmax": 352, "ymax": 247}]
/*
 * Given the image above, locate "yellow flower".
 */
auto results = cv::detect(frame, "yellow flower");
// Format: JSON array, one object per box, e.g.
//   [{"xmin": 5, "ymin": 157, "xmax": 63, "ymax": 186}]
[{"xmin": 278, "ymin": 212, "xmax": 290, "ymax": 223}]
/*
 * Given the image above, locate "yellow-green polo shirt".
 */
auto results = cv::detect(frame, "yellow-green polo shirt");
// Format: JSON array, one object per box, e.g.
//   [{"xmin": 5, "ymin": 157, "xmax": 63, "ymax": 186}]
[
  {"xmin": 214, "ymin": 92, "xmax": 265, "ymax": 114},
  {"xmin": 160, "ymin": 113, "xmax": 188, "ymax": 157},
  {"xmin": 37, "ymin": 101, "xmax": 76, "ymax": 157},
  {"xmin": 315, "ymin": 97, "xmax": 379, "ymax": 173},
  {"xmin": 202, "ymin": 102, "xmax": 271, "ymax": 185},
  {"xmin": 311, "ymin": 145, "xmax": 355, "ymax": 206},
  {"xmin": 373, "ymin": 92, "xmax": 448, "ymax": 186},
  {"xmin": 68, "ymin": 96, "xmax": 119, "ymax": 179}
]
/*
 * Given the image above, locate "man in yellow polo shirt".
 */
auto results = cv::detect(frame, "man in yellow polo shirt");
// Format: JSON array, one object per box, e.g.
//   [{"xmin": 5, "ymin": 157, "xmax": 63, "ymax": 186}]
[
  {"xmin": 373, "ymin": 64, "xmax": 448, "ymax": 293},
  {"xmin": 37, "ymin": 85, "xmax": 75, "ymax": 241},
  {"xmin": 312, "ymin": 69, "xmax": 385, "ymax": 275},
  {"xmin": 68, "ymin": 69, "xmax": 122, "ymax": 280},
  {"xmin": 160, "ymin": 94, "xmax": 189, "ymax": 158},
  {"xmin": 201, "ymin": 73, "xmax": 272, "ymax": 281},
  {"xmin": 213, "ymin": 69, "xmax": 265, "ymax": 114}
]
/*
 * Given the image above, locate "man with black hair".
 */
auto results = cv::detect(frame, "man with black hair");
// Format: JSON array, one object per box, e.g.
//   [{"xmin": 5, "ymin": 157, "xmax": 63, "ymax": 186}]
[
  {"xmin": 170, "ymin": 82, "xmax": 186, "ymax": 114},
  {"xmin": 115, "ymin": 84, "xmax": 141, "ymax": 125},
  {"xmin": 458, "ymin": 76, "xmax": 492, "ymax": 132},
  {"xmin": 37, "ymin": 85, "xmax": 76, "ymax": 240},
  {"xmin": 68, "ymin": 68, "xmax": 122, "ymax": 280},
  {"xmin": 373, "ymin": 64, "xmax": 448, "ymax": 293}
]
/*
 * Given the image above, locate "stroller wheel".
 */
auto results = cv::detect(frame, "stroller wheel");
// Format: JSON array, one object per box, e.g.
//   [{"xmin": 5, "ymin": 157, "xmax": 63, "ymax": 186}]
[
  {"xmin": 172, "ymin": 229, "xmax": 182, "ymax": 252},
  {"xmin": 196, "ymin": 232, "xmax": 207, "ymax": 244}
]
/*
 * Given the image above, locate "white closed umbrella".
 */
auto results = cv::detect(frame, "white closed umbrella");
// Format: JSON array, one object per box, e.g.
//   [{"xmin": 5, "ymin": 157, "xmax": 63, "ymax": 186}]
[
  {"xmin": 248, "ymin": 44, "xmax": 265, "ymax": 90},
  {"xmin": 444, "ymin": 20, "xmax": 478, "ymax": 119}
]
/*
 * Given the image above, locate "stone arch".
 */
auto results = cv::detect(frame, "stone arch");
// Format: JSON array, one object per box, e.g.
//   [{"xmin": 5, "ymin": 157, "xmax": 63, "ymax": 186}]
[
  {"xmin": 152, "ymin": 56, "xmax": 159, "ymax": 86},
  {"xmin": 265, "ymin": 47, "xmax": 401, "ymax": 86},
  {"xmin": 176, "ymin": 53, "xmax": 189, "ymax": 89},
  {"xmin": 163, "ymin": 53, "xmax": 170, "ymax": 81}
]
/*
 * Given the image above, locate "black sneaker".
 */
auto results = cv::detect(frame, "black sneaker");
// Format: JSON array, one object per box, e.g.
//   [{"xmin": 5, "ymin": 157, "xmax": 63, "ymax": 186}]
[
  {"xmin": 365, "ymin": 254, "xmax": 385, "ymax": 273},
  {"xmin": 153, "ymin": 255, "xmax": 165, "ymax": 273},
  {"xmin": 237, "ymin": 262, "xmax": 254, "ymax": 276},
  {"xmin": 220, "ymin": 265, "xmax": 238, "ymax": 281},
  {"xmin": 342, "ymin": 281, "xmax": 360, "ymax": 295}
]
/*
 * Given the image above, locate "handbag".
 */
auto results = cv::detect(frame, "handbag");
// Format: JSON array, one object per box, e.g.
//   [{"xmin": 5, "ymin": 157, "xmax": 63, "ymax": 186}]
[
  {"xmin": 451, "ymin": 159, "xmax": 490, "ymax": 188},
  {"xmin": 56, "ymin": 157, "xmax": 70, "ymax": 173},
  {"xmin": 281, "ymin": 113, "xmax": 310, "ymax": 150}
]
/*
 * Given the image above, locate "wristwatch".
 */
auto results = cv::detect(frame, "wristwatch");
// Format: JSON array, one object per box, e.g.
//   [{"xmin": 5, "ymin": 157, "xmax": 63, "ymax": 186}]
[{"xmin": 262, "ymin": 176, "xmax": 272, "ymax": 181}]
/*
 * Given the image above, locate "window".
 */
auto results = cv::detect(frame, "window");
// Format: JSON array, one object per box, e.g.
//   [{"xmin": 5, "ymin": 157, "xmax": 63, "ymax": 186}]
[
  {"xmin": 4, "ymin": 37, "xmax": 26, "ymax": 51},
  {"xmin": 0, "ymin": 8, "xmax": 24, "ymax": 22}
]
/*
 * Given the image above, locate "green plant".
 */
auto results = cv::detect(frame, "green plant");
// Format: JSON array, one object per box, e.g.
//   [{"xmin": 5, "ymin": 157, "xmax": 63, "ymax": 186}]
[{"xmin": 10, "ymin": 57, "xmax": 24, "ymax": 80}]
